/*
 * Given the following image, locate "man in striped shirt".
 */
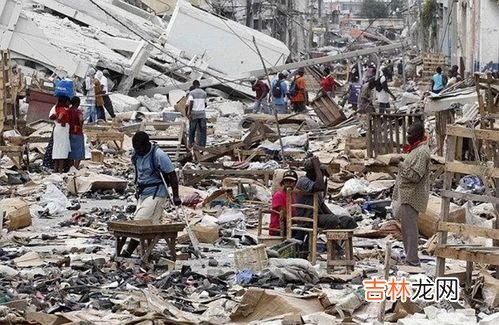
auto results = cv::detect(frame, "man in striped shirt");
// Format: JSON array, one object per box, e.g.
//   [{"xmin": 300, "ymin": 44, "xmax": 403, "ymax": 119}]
[{"xmin": 187, "ymin": 80, "xmax": 208, "ymax": 148}]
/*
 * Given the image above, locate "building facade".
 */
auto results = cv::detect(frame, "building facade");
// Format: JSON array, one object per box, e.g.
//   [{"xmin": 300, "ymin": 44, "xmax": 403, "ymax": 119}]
[{"xmin": 438, "ymin": 0, "xmax": 499, "ymax": 74}]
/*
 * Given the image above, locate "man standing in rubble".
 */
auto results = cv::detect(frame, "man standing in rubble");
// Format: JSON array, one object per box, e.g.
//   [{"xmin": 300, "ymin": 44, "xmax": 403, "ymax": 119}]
[
  {"xmin": 121, "ymin": 131, "xmax": 181, "ymax": 257},
  {"xmin": 187, "ymin": 80, "xmax": 208, "ymax": 148},
  {"xmin": 376, "ymin": 67, "xmax": 396, "ymax": 113},
  {"xmin": 392, "ymin": 122, "xmax": 431, "ymax": 266},
  {"xmin": 271, "ymin": 73, "xmax": 288, "ymax": 114},
  {"xmin": 101, "ymin": 70, "xmax": 116, "ymax": 119},
  {"xmin": 290, "ymin": 67, "xmax": 307, "ymax": 113},
  {"xmin": 250, "ymin": 77, "xmax": 270, "ymax": 114},
  {"xmin": 357, "ymin": 78, "xmax": 376, "ymax": 128},
  {"xmin": 83, "ymin": 68, "xmax": 97, "ymax": 123}
]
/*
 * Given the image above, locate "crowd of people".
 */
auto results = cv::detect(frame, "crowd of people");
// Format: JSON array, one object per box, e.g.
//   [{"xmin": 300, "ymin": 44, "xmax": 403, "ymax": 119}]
[{"xmin": 249, "ymin": 67, "xmax": 310, "ymax": 115}]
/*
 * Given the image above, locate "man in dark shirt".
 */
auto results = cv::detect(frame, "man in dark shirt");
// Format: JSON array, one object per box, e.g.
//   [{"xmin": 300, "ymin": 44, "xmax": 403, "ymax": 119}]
[
  {"xmin": 250, "ymin": 77, "xmax": 269, "ymax": 114},
  {"xmin": 295, "ymin": 156, "xmax": 358, "ymax": 232}
]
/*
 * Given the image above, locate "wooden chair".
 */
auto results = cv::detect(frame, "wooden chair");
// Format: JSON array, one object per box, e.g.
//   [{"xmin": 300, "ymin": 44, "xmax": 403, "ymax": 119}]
[
  {"xmin": 257, "ymin": 208, "xmax": 286, "ymax": 246},
  {"xmin": 286, "ymin": 189, "xmax": 320, "ymax": 265}
]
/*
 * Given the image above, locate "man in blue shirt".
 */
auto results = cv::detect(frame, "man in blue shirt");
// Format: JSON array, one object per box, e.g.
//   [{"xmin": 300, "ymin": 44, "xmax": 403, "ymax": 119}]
[
  {"xmin": 271, "ymin": 73, "xmax": 288, "ymax": 114},
  {"xmin": 431, "ymin": 67, "xmax": 446, "ymax": 94},
  {"xmin": 121, "ymin": 131, "xmax": 181, "ymax": 257}
]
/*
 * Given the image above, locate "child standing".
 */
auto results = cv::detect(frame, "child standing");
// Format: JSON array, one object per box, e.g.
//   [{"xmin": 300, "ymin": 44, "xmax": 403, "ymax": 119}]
[{"xmin": 68, "ymin": 97, "xmax": 85, "ymax": 169}]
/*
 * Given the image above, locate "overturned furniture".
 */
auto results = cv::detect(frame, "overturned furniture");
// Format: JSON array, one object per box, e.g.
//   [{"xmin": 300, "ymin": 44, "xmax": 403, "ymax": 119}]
[
  {"xmin": 84, "ymin": 126, "xmax": 125, "ymax": 151},
  {"xmin": 108, "ymin": 220, "xmax": 185, "ymax": 263},
  {"xmin": 435, "ymin": 125, "xmax": 499, "ymax": 282},
  {"xmin": 366, "ymin": 112, "xmax": 424, "ymax": 158},
  {"xmin": 310, "ymin": 93, "xmax": 346, "ymax": 127}
]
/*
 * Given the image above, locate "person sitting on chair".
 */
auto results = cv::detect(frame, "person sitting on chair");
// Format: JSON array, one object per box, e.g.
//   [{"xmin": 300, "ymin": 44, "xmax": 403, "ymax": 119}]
[
  {"xmin": 270, "ymin": 170, "xmax": 298, "ymax": 236},
  {"xmin": 294, "ymin": 156, "xmax": 358, "ymax": 239}
]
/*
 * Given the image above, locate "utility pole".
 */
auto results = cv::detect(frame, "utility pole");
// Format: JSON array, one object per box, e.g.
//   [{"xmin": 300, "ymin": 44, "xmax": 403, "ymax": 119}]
[{"xmin": 246, "ymin": 0, "xmax": 253, "ymax": 28}]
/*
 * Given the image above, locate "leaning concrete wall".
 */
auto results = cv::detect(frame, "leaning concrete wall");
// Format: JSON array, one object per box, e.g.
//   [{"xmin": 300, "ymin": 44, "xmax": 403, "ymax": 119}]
[{"xmin": 477, "ymin": 0, "xmax": 499, "ymax": 71}]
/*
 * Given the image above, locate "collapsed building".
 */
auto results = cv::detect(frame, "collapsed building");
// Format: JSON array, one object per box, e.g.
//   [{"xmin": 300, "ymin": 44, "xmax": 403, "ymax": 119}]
[{"xmin": 0, "ymin": 0, "xmax": 498, "ymax": 324}]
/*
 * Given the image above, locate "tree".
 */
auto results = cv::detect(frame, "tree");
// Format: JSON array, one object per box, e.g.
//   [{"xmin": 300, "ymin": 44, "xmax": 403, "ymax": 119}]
[{"xmin": 360, "ymin": 0, "xmax": 389, "ymax": 19}]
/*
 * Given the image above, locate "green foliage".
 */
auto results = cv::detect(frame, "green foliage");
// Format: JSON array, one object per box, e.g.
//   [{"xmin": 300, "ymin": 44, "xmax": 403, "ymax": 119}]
[
  {"xmin": 360, "ymin": 0, "xmax": 390, "ymax": 19},
  {"xmin": 421, "ymin": 0, "xmax": 438, "ymax": 28}
]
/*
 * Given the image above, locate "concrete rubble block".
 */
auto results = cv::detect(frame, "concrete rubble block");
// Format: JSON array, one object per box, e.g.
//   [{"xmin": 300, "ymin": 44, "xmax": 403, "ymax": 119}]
[
  {"xmin": 137, "ymin": 95, "xmax": 165, "ymax": 112},
  {"xmin": 479, "ymin": 312, "xmax": 499, "ymax": 325},
  {"xmin": 398, "ymin": 309, "xmax": 478, "ymax": 325},
  {"xmin": 109, "ymin": 93, "xmax": 141, "ymax": 113},
  {"xmin": 212, "ymin": 101, "xmax": 245, "ymax": 117}
]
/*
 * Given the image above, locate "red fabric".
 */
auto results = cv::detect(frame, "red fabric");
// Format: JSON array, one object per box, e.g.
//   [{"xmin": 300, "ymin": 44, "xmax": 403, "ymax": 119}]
[
  {"xmin": 320, "ymin": 75, "xmax": 335, "ymax": 92},
  {"xmin": 403, "ymin": 135, "xmax": 427, "ymax": 153},
  {"xmin": 270, "ymin": 190, "xmax": 295, "ymax": 235},
  {"xmin": 252, "ymin": 80, "xmax": 269, "ymax": 100},
  {"xmin": 67, "ymin": 107, "xmax": 83, "ymax": 135},
  {"xmin": 55, "ymin": 105, "xmax": 69, "ymax": 125}
]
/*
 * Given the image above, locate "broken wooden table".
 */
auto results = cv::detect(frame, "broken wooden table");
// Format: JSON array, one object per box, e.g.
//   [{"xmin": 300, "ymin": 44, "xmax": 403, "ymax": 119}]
[
  {"xmin": 108, "ymin": 220, "xmax": 185, "ymax": 263},
  {"xmin": 84, "ymin": 126, "xmax": 125, "ymax": 151},
  {"xmin": 0, "ymin": 145, "xmax": 27, "ymax": 168}
]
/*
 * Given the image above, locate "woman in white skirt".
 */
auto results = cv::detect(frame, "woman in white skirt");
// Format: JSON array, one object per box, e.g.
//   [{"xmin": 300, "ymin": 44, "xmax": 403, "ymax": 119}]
[{"xmin": 50, "ymin": 96, "xmax": 71, "ymax": 173}]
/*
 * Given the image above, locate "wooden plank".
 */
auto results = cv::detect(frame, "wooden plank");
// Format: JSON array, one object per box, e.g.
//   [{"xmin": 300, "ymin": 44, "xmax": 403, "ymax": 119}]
[
  {"xmin": 395, "ymin": 115, "xmax": 400, "ymax": 153},
  {"xmin": 441, "ymin": 190, "xmax": 499, "ymax": 205},
  {"xmin": 475, "ymin": 77, "xmax": 499, "ymax": 85},
  {"xmin": 108, "ymin": 221, "xmax": 185, "ymax": 234},
  {"xmin": 436, "ymin": 134, "xmax": 457, "ymax": 277},
  {"xmin": 366, "ymin": 114, "xmax": 373, "ymax": 157},
  {"xmin": 369, "ymin": 113, "xmax": 424, "ymax": 118},
  {"xmin": 446, "ymin": 125, "xmax": 499, "ymax": 141},
  {"xmin": 388, "ymin": 116, "xmax": 394, "ymax": 153},
  {"xmin": 402, "ymin": 116, "xmax": 407, "ymax": 147},
  {"xmin": 434, "ymin": 246, "xmax": 499, "ymax": 265},
  {"xmin": 438, "ymin": 222, "xmax": 499, "ymax": 240},
  {"xmin": 445, "ymin": 161, "xmax": 499, "ymax": 178},
  {"xmin": 290, "ymin": 217, "xmax": 315, "ymax": 223},
  {"xmin": 290, "ymin": 204, "xmax": 315, "ymax": 210},
  {"xmin": 382, "ymin": 115, "xmax": 388, "ymax": 155}
]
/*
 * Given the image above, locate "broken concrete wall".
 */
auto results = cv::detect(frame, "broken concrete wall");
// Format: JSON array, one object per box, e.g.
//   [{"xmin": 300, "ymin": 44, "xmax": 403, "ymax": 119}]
[{"xmin": 164, "ymin": 0, "xmax": 290, "ymax": 75}]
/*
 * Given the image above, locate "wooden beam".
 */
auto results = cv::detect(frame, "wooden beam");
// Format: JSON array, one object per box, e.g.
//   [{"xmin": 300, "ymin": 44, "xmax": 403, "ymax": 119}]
[
  {"xmin": 446, "ymin": 125, "xmax": 499, "ymax": 141},
  {"xmin": 434, "ymin": 246, "xmax": 499, "ymax": 265},
  {"xmin": 445, "ymin": 161, "xmax": 499, "ymax": 178},
  {"xmin": 438, "ymin": 222, "xmax": 499, "ymax": 240},
  {"xmin": 441, "ymin": 190, "xmax": 499, "ymax": 205},
  {"xmin": 436, "ymin": 134, "xmax": 457, "ymax": 277}
]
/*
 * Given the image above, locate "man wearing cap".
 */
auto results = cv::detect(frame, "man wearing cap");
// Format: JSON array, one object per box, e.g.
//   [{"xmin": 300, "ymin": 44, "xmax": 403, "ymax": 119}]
[
  {"xmin": 295, "ymin": 156, "xmax": 357, "ymax": 234},
  {"xmin": 250, "ymin": 77, "xmax": 270, "ymax": 114},
  {"xmin": 290, "ymin": 67, "xmax": 307, "ymax": 113},
  {"xmin": 270, "ymin": 170, "xmax": 298, "ymax": 235},
  {"xmin": 101, "ymin": 70, "xmax": 116, "ymax": 119}
]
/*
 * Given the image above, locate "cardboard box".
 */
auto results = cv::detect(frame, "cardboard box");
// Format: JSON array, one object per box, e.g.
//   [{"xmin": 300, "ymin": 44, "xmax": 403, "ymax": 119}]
[
  {"xmin": 418, "ymin": 195, "xmax": 465, "ymax": 238},
  {"xmin": 2, "ymin": 198, "xmax": 32, "ymax": 231}
]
